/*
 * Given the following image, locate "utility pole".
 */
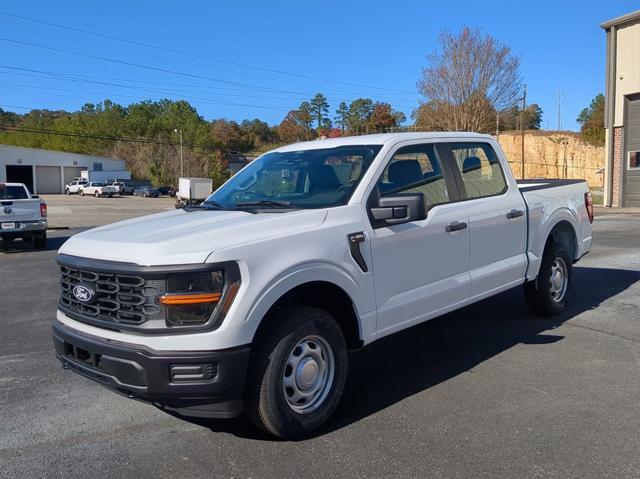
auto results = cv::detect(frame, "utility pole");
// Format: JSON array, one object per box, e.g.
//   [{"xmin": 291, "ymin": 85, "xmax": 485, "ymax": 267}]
[
  {"xmin": 557, "ymin": 90, "xmax": 561, "ymax": 131},
  {"xmin": 174, "ymin": 128, "xmax": 184, "ymax": 177},
  {"xmin": 520, "ymin": 84, "xmax": 527, "ymax": 180}
]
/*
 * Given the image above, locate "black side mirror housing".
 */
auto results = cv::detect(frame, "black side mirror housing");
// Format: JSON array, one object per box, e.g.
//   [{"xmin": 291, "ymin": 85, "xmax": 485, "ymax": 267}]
[{"xmin": 369, "ymin": 191, "xmax": 427, "ymax": 228}]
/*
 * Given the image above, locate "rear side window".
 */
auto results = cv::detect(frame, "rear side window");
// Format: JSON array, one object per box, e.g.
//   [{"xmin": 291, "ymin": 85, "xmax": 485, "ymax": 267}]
[
  {"xmin": 377, "ymin": 143, "xmax": 449, "ymax": 209},
  {"xmin": 447, "ymin": 142, "xmax": 507, "ymax": 199}
]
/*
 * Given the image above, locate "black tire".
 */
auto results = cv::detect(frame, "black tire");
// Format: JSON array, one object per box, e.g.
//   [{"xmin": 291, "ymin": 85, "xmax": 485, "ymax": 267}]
[
  {"xmin": 79, "ymin": 190, "xmax": 84, "ymax": 196},
  {"xmin": 65, "ymin": 188, "xmax": 70, "ymax": 195},
  {"xmin": 33, "ymin": 234, "xmax": 47, "ymax": 249},
  {"xmin": 245, "ymin": 306, "xmax": 348, "ymax": 439},
  {"xmin": 524, "ymin": 242, "xmax": 572, "ymax": 316},
  {"xmin": 94, "ymin": 191, "xmax": 100, "ymax": 198}
]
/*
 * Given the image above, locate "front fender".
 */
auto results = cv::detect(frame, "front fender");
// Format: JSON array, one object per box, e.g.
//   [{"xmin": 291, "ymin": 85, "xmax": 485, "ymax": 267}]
[{"xmin": 243, "ymin": 261, "xmax": 376, "ymax": 344}]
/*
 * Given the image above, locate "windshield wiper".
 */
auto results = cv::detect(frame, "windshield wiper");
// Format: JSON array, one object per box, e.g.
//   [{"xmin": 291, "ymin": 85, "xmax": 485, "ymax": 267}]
[
  {"xmin": 235, "ymin": 199, "xmax": 294, "ymax": 209},
  {"xmin": 183, "ymin": 200, "xmax": 256, "ymax": 214}
]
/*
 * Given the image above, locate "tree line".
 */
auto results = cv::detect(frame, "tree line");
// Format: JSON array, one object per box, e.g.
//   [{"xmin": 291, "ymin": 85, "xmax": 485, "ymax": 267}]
[{"xmin": 0, "ymin": 26, "xmax": 604, "ymax": 187}]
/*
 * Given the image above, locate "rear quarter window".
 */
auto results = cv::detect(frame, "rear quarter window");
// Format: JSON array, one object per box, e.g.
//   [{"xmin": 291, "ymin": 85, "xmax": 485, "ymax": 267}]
[{"xmin": 447, "ymin": 142, "xmax": 507, "ymax": 199}]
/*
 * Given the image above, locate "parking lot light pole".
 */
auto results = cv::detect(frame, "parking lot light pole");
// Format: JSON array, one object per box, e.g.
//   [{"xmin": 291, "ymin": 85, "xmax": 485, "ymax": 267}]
[{"xmin": 174, "ymin": 128, "xmax": 184, "ymax": 177}]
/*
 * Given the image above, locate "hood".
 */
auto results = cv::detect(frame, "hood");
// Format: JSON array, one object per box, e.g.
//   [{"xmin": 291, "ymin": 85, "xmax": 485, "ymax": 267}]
[{"xmin": 59, "ymin": 208, "xmax": 328, "ymax": 265}]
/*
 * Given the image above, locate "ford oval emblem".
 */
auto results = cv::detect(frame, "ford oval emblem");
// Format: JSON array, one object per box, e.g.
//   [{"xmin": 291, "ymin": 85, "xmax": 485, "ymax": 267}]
[{"xmin": 72, "ymin": 284, "xmax": 95, "ymax": 303}]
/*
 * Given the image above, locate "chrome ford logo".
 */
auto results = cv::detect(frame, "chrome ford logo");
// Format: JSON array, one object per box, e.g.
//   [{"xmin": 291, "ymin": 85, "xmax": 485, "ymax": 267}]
[
  {"xmin": 3, "ymin": 206, "xmax": 11, "ymax": 214},
  {"xmin": 72, "ymin": 285, "xmax": 95, "ymax": 303}
]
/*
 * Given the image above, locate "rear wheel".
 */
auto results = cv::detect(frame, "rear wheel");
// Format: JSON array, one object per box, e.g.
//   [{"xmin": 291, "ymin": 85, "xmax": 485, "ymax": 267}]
[
  {"xmin": 65, "ymin": 188, "xmax": 70, "ymax": 195},
  {"xmin": 33, "ymin": 233, "xmax": 47, "ymax": 249},
  {"xmin": 245, "ymin": 306, "xmax": 348, "ymax": 439},
  {"xmin": 524, "ymin": 242, "xmax": 572, "ymax": 316},
  {"xmin": 79, "ymin": 190, "xmax": 84, "ymax": 196},
  {"xmin": 94, "ymin": 191, "xmax": 100, "ymax": 197}
]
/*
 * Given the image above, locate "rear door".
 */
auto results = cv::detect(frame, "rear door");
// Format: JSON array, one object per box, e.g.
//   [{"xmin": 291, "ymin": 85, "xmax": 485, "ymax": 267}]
[
  {"xmin": 367, "ymin": 141, "xmax": 471, "ymax": 336},
  {"xmin": 441, "ymin": 141, "xmax": 527, "ymax": 300}
]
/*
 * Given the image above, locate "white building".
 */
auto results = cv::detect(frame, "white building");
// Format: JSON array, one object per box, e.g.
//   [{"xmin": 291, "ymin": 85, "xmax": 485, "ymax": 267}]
[{"xmin": 0, "ymin": 145, "xmax": 129, "ymax": 194}]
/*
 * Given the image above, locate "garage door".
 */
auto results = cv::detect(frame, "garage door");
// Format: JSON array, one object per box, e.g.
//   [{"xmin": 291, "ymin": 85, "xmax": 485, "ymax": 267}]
[
  {"xmin": 63, "ymin": 166, "xmax": 85, "ymax": 187},
  {"xmin": 35, "ymin": 166, "xmax": 62, "ymax": 194},
  {"xmin": 625, "ymin": 95, "xmax": 640, "ymax": 207}
]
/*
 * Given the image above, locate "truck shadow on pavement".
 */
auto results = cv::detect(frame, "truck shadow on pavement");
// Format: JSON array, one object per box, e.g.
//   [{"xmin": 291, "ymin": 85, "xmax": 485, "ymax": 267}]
[
  {"xmin": 0, "ymin": 234, "xmax": 71, "ymax": 254},
  {"xmin": 170, "ymin": 265, "xmax": 639, "ymax": 441}
]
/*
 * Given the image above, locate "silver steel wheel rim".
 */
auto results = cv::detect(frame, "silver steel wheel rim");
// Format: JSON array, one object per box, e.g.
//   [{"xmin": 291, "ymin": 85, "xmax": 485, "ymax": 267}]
[
  {"xmin": 549, "ymin": 257, "xmax": 568, "ymax": 303},
  {"xmin": 283, "ymin": 335, "xmax": 335, "ymax": 414}
]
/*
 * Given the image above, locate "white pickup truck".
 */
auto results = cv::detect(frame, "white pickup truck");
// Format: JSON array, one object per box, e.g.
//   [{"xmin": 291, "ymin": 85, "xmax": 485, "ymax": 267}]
[
  {"xmin": 79, "ymin": 182, "xmax": 118, "ymax": 197},
  {"xmin": 52, "ymin": 133, "xmax": 593, "ymax": 438},
  {"xmin": 0, "ymin": 182, "xmax": 47, "ymax": 249}
]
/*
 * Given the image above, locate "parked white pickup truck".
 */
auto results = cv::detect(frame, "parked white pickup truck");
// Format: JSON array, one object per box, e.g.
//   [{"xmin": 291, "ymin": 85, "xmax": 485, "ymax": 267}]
[
  {"xmin": 0, "ymin": 182, "xmax": 47, "ymax": 249},
  {"xmin": 79, "ymin": 182, "xmax": 118, "ymax": 197},
  {"xmin": 64, "ymin": 179, "xmax": 87, "ymax": 195},
  {"xmin": 53, "ymin": 133, "xmax": 593, "ymax": 438}
]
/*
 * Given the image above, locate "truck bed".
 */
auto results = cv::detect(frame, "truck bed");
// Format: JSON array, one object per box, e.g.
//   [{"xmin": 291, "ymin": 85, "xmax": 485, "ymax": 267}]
[{"xmin": 517, "ymin": 179, "xmax": 586, "ymax": 192}]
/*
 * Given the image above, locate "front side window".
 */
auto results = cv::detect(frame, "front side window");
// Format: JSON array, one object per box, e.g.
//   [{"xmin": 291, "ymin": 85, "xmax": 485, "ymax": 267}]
[
  {"xmin": 447, "ymin": 142, "xmax": 507, "ymax": 199},
  {"xmin": 377, "ymin": 143, "xmax": 449, "ymax": 209},
  {"xmin": 209, "ymin": 145, "xmax": 382, "ymax": 209}
]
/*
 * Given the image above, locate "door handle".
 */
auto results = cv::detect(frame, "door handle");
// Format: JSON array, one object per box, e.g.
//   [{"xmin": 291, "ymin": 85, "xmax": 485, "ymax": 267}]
[
  {"xmin": 445, "ymin": 221, "xmax": 467, "ymax": 233},
  {"xmin": 507, "ymin": 209, "xmax": 524, "ymax": 219}
]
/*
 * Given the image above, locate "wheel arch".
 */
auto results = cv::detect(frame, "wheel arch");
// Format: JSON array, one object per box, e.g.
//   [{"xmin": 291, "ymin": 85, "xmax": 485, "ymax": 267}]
[{"xmin": 546, "ymin": 219, "xmax": 578, "ymax": 261}]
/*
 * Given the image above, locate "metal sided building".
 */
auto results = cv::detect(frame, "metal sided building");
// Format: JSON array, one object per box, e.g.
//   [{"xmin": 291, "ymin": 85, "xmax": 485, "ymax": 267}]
[
  {"xmin": 602, "ymin": 10, "xmax": 640, "ymax": 208},
  {"xmin": 0, "ymin": 145, "xmax": 129, "ymax": 194}
]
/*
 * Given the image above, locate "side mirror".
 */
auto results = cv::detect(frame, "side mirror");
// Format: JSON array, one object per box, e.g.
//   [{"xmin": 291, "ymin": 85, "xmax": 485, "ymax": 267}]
[{"xmin": 369, "ymin": 191, "xmax": 427, "ymax": 228}]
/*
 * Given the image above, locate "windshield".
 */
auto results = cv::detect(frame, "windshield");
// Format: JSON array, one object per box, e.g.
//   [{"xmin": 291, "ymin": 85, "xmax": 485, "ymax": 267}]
[
  {"xmin": 0, "ymin": 185, "xmax": 29, "ymax": 200},
  {"xmin": 207, "ymin": 145, "xmax": 382, "ymax": 209}
]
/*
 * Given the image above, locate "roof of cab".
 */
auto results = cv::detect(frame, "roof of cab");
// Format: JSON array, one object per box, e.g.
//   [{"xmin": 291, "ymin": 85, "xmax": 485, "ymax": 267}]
[{"xmin": 272, "ymin": 132, "xmax": 493, "ymax": 153}]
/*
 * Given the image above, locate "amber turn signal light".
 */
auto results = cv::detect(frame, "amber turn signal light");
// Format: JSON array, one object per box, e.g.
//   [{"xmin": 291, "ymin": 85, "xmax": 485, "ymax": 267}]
[{"xmin": 159, "ymin": 292, "xmax": 221, "ymax": 305}]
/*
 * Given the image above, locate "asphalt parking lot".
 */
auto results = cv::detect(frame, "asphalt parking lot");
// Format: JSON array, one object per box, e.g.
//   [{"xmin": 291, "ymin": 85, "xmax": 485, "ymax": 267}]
[{"xmin": 0, "ymin": 201, "xmax": 638, "ymax": 478}]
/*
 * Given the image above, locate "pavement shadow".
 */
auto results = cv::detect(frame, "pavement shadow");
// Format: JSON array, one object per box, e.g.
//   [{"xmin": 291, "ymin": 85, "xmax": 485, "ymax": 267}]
[
  {"xmin": 166, "ymin": 266, "xmax": 639, "ymax": 440},
  {"xmin": 0, "ymin": 234, "xmax": 71, "ymax": 254}
]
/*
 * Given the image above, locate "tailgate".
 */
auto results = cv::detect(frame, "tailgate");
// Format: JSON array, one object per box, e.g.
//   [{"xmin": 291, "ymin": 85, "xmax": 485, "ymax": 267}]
[{"xmin": 0, "ymin": 199, "xmax": 42, "ymax": 222}]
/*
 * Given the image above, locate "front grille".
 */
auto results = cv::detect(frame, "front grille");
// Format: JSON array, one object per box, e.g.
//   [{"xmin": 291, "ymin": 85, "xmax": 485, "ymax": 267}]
[{"xmin": 59, "ymin": 265, "xmax": 165, "ymax": 326}]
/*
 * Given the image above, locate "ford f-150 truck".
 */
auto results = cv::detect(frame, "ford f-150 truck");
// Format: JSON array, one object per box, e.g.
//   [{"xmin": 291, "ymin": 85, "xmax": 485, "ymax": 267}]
[
  {"xmin": 0, "ymin": 182, "xmax": 47, "ymax": 249},
  {"xmin": 52, "ymin": 133, "xmax": 593, "ymax": 438}
]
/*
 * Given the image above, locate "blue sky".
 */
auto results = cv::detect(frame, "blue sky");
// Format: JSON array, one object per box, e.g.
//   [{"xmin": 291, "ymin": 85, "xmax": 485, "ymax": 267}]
[{"xmin": 0, "ymin": 0, "xmax": 637, "ymax": 131}]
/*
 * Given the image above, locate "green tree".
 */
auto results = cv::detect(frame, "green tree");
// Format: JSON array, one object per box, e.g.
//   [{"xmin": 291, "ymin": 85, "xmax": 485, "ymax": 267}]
[
  {"xmin": 348, "ymin": 98, "xmax": 374, "ymax": 134},
  {"xmin": 309, "ymin": 93, "xmax": 330, "ymax": 132},
  {"xmin": 577, "ymin": 94, "xmax": 605, "ymax": 146},
  {"xmin": 335, "ymin": 102, "xmax": 349, "ymax": 134}
]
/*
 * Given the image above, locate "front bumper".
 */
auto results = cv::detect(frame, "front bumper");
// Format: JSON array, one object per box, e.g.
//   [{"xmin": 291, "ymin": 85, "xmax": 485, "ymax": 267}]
[{"xmin": 52, "ymin": 320, "xmax": 250, "ymax": 418}]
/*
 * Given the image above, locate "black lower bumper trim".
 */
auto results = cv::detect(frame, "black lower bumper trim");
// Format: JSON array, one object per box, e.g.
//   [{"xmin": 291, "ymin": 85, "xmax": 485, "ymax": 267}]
[{"xmin": 52, "ymin": 320, "xmax": 250, "ymax": 418}]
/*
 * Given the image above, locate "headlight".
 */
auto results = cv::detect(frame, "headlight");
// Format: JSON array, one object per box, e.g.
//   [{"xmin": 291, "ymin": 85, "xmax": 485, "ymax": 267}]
[{"xmin": 159, "ymin": 266, "xmax": 241, "ymax": 328}]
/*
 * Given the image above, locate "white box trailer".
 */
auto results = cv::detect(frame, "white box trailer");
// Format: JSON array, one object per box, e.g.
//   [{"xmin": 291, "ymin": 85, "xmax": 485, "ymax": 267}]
[
  {"xmin": 80, "ymin": 170, "xmax": 132, "ymax": 183},
  {"xmin": 177, "ymin": 177, "xmax": 213, "ymax": 206}
]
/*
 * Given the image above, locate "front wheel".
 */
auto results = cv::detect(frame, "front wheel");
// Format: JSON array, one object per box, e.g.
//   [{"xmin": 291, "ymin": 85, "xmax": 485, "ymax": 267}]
[
  {"xmin": 94, "ymin": 191, "xmax": 100, "ymax": 197},
  {"xmin": 524, "ymin": 242, "xmax": 572, "ymax": 316},
  {"xmin": 245, "ymin": 306, "xmax": 348, "ymax": 439},
  {"xmin": 79, "ymin": 190, "xmax": 84, "ymax": 196}
]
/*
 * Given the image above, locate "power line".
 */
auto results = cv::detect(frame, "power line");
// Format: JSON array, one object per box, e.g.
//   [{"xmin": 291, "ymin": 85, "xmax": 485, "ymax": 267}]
[
  {"xmin": 0, "ymin": 66, "xmax": 420, "ymax": 109},
  {"xmin": 54, "ymin": 0, "xmax": 416, "ymax": 75},
  {"xmin": 0, "ymin": 11, "xmax": 416, "ymax": 94}
]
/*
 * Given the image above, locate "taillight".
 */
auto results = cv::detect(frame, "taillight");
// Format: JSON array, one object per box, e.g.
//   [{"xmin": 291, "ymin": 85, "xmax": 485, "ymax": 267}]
[
  {"xmin": 40, "ymin": 203, "xmax": 47, "ymax": 218},
  {"xmin": 584, "ymin": 192, "xmax": 594, "ymax": 224}
]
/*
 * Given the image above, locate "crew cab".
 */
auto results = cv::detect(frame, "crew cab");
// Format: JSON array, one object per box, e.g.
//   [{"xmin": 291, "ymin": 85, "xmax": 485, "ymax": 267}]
[
  {"xmin": 0, "ymin": 182, "xmax": 47, "ymax": 249},
  {"xmin": 79, "ymin": 182, "xmax": 117, "ymax": 197},
  {"xmin": 65, "ymin": 179, "xmax": 88, "ymax": 195},
  {"xmin": 52, "ymin": 133, "xmax": 593, "ymax": 439},
  {"xmin": 108, "ymin": 181, "xmax": 134, "ymax": 195}
]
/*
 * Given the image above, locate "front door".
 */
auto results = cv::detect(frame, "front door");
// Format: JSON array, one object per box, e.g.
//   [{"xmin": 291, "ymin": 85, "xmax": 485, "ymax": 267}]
[{"xmin": 367, "ymin": 142, "xmax": 471, "ymax": 337}]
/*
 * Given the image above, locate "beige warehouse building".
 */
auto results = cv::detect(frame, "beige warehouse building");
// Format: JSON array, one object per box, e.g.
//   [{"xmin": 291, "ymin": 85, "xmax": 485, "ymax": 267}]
[{"xmin": 602, "ymin": 10, "xmax": 640, "ymax": 207}]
